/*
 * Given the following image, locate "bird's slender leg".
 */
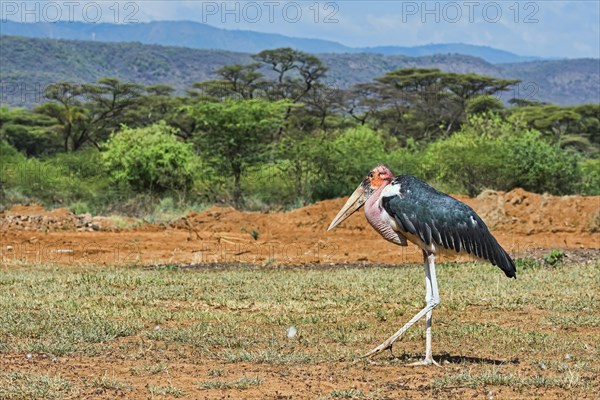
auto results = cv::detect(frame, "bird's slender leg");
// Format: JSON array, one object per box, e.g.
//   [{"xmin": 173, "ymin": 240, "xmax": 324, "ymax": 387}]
[
  {"xmin": 362, "ymin": 251, "xmax": 441, "ymax": 361},
  {"xmin": 409, "ymin": 252, "xmax": 440, "ymax": 366},
  {"xmin": 412, "ymin": 253, "xmax": 434, "ymax": 364}
]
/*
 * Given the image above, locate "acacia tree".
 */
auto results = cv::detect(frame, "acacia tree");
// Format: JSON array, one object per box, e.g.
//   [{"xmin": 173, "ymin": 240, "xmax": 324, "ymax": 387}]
[
  {"xmin": 442, "ymin": 73, "xmax": 518, "ymax": 133},
  {"xmin": 215, "ymin": 63, "xmax": 264, "ymax": 99},
  {"xmin": 344, "ymin": 68, "xmax": 518, "ymax": 145},
  {"xmin": 187, "ymin": 98, "xmax": 291, "ymax": 208},
  {"xmin": 189, "ymin": 63, "xmax": 265, "ymax": 101},
  {"xmin": 508, "ymin": 104, "xmax": 599, "ymax": 155},
  {"xmin": 0, "ymin": 106, "xmax": 61, "ymax": 156},
  {"xmin": 191, "ymin": 48, "xmax": 330, "ymax": 132},
  {"xmin": 35, "ymin": 82, "xmax": 86, "ymax": 151},
  {"xmin": 36, "ymin": 79, "xmax": 144, "ymax": 151},
  {"xmin": 191, "ymin": 47, "xmax": 323, "ymax": 102},
  {"xmin": 120, "ymin": 84, "xmax": 199, "ymax": 141},
  {"xmin": 252, "ymin": 48, "xmax": 328, "ymax": 103}
]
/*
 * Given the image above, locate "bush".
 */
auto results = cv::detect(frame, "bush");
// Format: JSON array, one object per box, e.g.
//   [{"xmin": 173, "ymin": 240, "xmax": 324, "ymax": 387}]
[
  {"xmin": 507, "ymin": 130, "xmax": 581, "ymax": 195},
  {"xmin": 311, "ymin": 126, "xmax": 390, "ymax": 199},
  {"xmin": 579, "ymin": 158, "xmax": 600, "ymax": 195},
  {"xmin": 291, "ymin": 126, "xmax": 427, "ymax": 201},
  {"xmin": 423, "ymin": 115, "xmax": 581, "ymax": 196},
  {"xmin": 466, "ymin": 95, "xmax": 504, "ymax": 115},
  {"xmin": 237, "ymin": 127, "xmax": 425, "ymax": 206},
  {"xmin": 385, "ymin": 138, "xmax": 428, "ymax": 178},
  {"xmin": 543, "ymin": 249, "xmax": 566, "ymax": 267},
  {"xmin": 0, "ymin": 139, "xmax": 20, "ymax": 160},
  {"xmin": 102, "ymin": 122, "xmax": 197, "ymax": 193},
  {"xmin": 48, "ymin": 148, "xmax": 106, "ymax": 179},
  {"xmin": 0, "ymin": 106, "xmax": 62, "ymax": 156},
  {"xmin": 0, "ymin": 140, "xmax": 114, "ymax": 209},
  {"xmin": 242, "ymin": 161, "xmax": 297, "ymax": 209},
  {"xmin": 422, "ymin": 117, "xmax": 508, "ymax": 195}
]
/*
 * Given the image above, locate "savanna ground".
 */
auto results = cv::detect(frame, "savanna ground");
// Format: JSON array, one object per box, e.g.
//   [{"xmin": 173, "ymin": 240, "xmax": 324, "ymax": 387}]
[
  {"xmin": 0, "ymin": 259, "xmax": 599, "ymax": 399},
  {"xmin": 0, "ymin": 189, "xmax": 599, "ymax": 399}
]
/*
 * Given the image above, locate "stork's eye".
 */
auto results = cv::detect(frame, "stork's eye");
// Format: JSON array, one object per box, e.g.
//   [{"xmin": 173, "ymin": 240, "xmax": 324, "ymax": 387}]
[{"xmin": 368, "ymin": 172, "xmax": 374, "ymax": 179}]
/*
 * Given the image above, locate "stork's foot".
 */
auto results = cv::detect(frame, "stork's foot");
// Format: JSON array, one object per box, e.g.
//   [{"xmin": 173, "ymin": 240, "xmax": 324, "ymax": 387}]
[
  {"xmin": 409, "ymin": 357, "xmax": 440, "ymax": 367},
  {"xmin": 361, "ymin": 337, "xmax": 398, "ymax": 359}
]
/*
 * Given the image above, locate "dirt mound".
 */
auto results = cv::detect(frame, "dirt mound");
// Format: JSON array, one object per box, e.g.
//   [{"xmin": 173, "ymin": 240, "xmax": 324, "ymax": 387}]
[
  {"xmin": 1, "ymin": 205, "xmax": 109, "ymax": 232},
  {"xmin": 462, "ymin": 188, "xmax": 600, "ymax": 234},
  {"xmin": 1, "ymin": 189, "xmax": 598, "ymax": 266},
  {"xmin": 170, "ymin": 188, "xmax": 600, "ymax": 239}
]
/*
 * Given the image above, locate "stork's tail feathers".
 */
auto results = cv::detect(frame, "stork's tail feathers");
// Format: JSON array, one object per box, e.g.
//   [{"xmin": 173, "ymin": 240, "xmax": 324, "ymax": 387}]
[{"xmin": 488, "ymin": 238, "xmax": 516, "ymax": 279}]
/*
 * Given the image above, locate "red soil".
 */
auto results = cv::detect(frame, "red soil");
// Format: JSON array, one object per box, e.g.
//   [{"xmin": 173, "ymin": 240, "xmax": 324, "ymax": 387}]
[{"xmin": 1, "ymin": 188, "xmax": 598, "ymax": 266}]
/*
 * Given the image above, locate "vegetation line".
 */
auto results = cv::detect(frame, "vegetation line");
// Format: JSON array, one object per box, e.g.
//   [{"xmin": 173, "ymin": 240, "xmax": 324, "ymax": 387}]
[{"xmin": 1, "ymin": 48, "xmax": 598, "ymax": 215}]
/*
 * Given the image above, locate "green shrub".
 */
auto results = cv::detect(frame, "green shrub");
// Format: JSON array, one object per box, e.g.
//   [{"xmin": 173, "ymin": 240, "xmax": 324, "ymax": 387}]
[
  {"xmin": 507, "ymin": 130, "xmax": 581, "ymax": 195},
  {"xmin": 0, "ymin": 106, "xmax": 62, "ymax": 156},
  {"xmin": 48, "ymin": 149, "xmax": 105, "ymax": 179},
  {"xmin": 242, "ymin": 161, "xmax": 296, "ymax": 209},
  {"xmin": 281, "ymin": 126, "xmax": 428, "ymax": 202},
  {"xmin": 579, "ymin": 158, "xmax": 600, "ymax": 195},
  {"xmin": 0, "ymin": 140, "xmax": 108, "ymax": 208},
  {"xmin": 385, "ymin": 139, "xmax": 428, "ymax": 178},
  {"xmin": 543, "ymin": 249, "xmax": 566, "ymax": 267},
  {"xmin": 69, "ymin": 201, "xmax": 90, "ymax": 215},
  {"xmin": 423, "ymin": 115, "xmax": 581, "ymax": 196},
  {"xmin": 466, "ymin": 95, "xmax": 505, "ymax": 115},
  {"xmin": 0, "ymin": 139, "xmax": 21, "ymax": 161},
  {"xmin": 422, "ymin": 119, "xmax": 507, "ymax": 195},
  {"xmin": 102, "ymin": 122, "xmax": 197, "ymax": 193},
  {"xmin": 311, "ymin": 126, "xmax": 406, "ymax": 199}
]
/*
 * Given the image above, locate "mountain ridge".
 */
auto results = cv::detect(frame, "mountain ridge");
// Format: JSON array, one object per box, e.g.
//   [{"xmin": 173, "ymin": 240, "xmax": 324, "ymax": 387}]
[
  {"xmin": 1, "ymin": 20, "xmax": 541, "ymax": 64},
  {"xmin": 0, "ymin": 35, "xmax": 598, "ymax": 107}
]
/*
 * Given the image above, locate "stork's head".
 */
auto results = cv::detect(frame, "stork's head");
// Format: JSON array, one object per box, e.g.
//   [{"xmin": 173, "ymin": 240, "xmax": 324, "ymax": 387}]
[{"xmin": 327, "ymin": 165, "xmax": 394, "ymax": 231}]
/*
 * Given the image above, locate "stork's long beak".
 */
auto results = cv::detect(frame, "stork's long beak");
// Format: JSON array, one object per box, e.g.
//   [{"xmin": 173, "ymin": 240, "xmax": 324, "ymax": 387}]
[{"xmin": 327, "ymin": 182, "xmax": 369, "ymax": 231}]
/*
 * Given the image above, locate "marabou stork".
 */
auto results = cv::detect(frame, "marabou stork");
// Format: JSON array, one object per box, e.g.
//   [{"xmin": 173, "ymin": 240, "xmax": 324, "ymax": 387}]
[{"xmin": 328, "ymin": 165, "xmax": 516, "ymax": 366}]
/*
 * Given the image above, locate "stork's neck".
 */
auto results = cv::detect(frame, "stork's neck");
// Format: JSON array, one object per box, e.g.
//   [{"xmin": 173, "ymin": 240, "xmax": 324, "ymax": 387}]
[
  {"xmin": 364, "ymin": 180, "xmax": 400, "ymax": 243},
  {"xmin": 365, "ymin": 184, "xmax": 386, "ymax": 215}
]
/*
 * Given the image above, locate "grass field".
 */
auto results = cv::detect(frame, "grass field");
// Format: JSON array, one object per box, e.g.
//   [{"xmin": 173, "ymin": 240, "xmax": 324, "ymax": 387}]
[{"xmin": 0, "ymin": 259, "xmax": 598, "ymax": 399}]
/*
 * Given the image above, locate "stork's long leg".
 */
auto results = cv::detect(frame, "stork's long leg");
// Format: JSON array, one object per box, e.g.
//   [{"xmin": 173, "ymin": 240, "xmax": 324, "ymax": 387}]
[
  {"xmin": 362, "ymin": 251, "xmax": 441, "ymax": 361},
  {"xmin": 410, "ymin": 252, "xmax": 440, "ymax": 365}
]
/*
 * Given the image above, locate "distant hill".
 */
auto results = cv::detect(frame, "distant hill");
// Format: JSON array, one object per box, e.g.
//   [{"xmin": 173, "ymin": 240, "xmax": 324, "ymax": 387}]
[
  {"xmin": 0, "ymin": 36, "xmax": 598, "ymax": 108},
  {"xmin": 361, "ymin": 43, "xmax": 541, "ymax": 64},
  {"xmin": 1, "ymin": 20, "xmax": 540, "ymax": 64}
]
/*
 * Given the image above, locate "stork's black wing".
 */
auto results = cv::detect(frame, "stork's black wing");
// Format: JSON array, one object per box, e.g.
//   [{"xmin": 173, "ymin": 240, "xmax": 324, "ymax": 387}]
[{"xmin": 382, "ymin": 175, "xmax": 516, "ymax": 278}]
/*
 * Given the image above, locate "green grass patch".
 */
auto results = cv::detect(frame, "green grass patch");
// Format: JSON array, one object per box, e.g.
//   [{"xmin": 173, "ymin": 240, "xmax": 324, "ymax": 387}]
[
  {"xmin": 89, "ymin": 374, "xmax": 132, "ymax": 391},
  {"xmin": 431, "ymin": 366, "xmax": 589, "ymax": 390},
  {"xmin": 129, "ymin": 362, "xmax": 168, "ymax": 376},
  {"xmin": 328, "ymin": 388, "xmax": 366, "ymax": 399},
  {"xmin": 199, "ymin": 376, "xmax": 261, "ymax": 390},
  {"xmin": 148, "ymin": 385, "xmax": 184, "ymax": 397},
  {"xmin": 0, "ymin": 372, "xmax": 76, "ymax": 399},
  {"xmin": 0, "ymin": 260, "xmax": 598, "ymax": 397},
  {"xmin": 221, "ymin": 349, "xmax": 322, "ymax": 364}
]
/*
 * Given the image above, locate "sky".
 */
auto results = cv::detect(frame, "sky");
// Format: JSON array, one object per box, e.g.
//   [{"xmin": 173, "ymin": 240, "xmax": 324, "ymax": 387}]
[{"xmin": 3, "ymin": 1, "xmax": 599, "ymax": 58}]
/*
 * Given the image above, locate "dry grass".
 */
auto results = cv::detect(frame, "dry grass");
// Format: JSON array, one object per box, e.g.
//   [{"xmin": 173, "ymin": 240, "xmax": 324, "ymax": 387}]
[{"xmin": 0, "ymin": 259, "xmax": 598, "ymax": 398}]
